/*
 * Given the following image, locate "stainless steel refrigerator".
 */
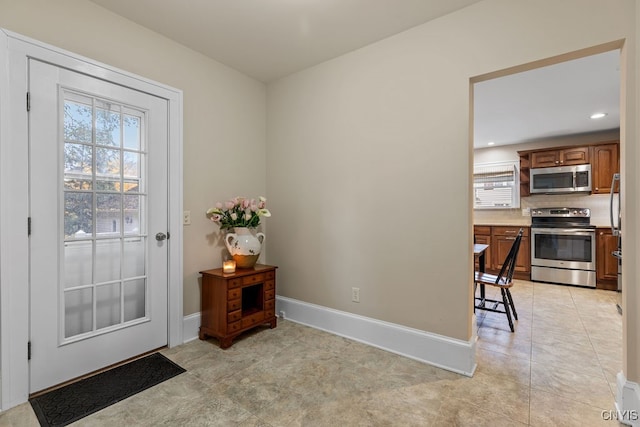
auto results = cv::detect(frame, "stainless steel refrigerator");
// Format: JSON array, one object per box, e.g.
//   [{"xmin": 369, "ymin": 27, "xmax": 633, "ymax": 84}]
[{"xmin": 610, "ymin": 173, "xmax": 622, "ymax": 314}]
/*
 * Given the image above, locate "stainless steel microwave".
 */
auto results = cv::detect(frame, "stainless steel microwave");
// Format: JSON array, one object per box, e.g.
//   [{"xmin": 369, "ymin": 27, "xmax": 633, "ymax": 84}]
[{"xmin": 530, "ymin": 164, "xmax": 592, "ymax": 194}]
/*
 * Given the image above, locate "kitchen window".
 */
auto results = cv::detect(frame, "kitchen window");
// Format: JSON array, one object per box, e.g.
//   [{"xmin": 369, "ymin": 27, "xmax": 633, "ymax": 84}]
[{"xmin": 473, "ymin": 161, "xmax": 520, "ymax": 209}]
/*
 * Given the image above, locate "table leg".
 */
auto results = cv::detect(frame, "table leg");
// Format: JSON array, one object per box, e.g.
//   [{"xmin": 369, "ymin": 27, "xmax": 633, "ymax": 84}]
[{"xmin": 479, "ymin": 252, "xmax": 486, "ymax": 301}]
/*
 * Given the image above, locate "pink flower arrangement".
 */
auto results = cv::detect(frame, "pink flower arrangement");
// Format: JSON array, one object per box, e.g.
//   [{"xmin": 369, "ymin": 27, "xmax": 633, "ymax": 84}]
[{"xmin": 206, "ymin": 196, "xmax": 271, "ymax": 230}]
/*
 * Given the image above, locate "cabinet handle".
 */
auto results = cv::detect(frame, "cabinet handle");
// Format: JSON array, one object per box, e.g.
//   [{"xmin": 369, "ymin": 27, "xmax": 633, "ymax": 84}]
[
  {"xmin": 600, "ymin": 232, "xmax": 604, "ymax": 235},
  {"xmin": 505, "ymin": 237, "xmax": 516, "ymax": 240},
  {"xmin": 595, "ymin": 188, "xmax": 599, "ymax": 191}
]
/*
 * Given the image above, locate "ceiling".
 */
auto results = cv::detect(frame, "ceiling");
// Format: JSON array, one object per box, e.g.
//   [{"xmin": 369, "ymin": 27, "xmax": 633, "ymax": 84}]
[
  {"xmin": 473, "ymin": 50, "xmax": 620, "ymax": 149},
  {"xmin": 88, "ymin": 0, "xmax": 620, "ymax": 148},
  {"xmin": 89, "ymin": 0, "xmax": 483, "ymax": 83}
]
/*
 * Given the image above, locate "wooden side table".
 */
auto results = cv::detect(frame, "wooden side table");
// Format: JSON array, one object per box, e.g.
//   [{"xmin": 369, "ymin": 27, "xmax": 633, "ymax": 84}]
[{"xmin": 199, "ymin": 264, "xmax": 277, "ymax": 349}]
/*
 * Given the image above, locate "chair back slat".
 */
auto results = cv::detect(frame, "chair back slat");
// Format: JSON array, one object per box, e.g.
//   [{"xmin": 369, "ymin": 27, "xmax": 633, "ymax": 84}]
[{"xmin": 494, "ymin": 228, "xmax": 523, "ymax": 285}]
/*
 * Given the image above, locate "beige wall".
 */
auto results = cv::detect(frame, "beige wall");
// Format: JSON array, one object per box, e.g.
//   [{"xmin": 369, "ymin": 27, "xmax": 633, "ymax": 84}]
[
  {"xmin": 266, "ymin": 0, "xmax": 635, "ymax": 356},
  {"xmin": 0, "ymin": 0, "xmax": 267, "ymax": 316}
]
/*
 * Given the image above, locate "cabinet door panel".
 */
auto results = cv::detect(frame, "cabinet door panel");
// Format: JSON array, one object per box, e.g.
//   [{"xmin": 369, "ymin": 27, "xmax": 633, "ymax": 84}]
[
  {"xmin": 474, "ymin": 234, "xmax": 491, "ymax": 271},
  {"xmin": 492, "ymin": 235, "xmax": 529, "ymax": 273},
  {"xmin": 516, "ymin": 237, "xmax": 530, "ymax": 273},
  {"xmin": 531, "ymin": 151, "xmax": 560, "ymax": 168},
  {"xmin": 561, "ymin": 146, "xmax": 589, "ymax": 165},
  {"xmin": 592, "ymin": 143, "xmax": 619, "ymax": 194},
  {"xmin": 597, "ymin": 229, "xmax": 618, "ymax": 281}
]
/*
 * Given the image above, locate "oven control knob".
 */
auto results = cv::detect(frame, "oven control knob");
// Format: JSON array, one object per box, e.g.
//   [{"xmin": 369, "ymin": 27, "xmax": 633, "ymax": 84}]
[{"xmin": 572, "ymin": 210, "xmax": 578, "ymax": 215}]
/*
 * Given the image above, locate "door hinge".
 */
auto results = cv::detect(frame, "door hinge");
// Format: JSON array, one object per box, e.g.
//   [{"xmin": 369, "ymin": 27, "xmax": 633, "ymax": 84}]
[
  {"xmin": 28, "ymin": 217, "xmax": 31, "ymax": 236},
  {"xmin": 26, "ymin": 92, "xmax": 30, "ymax": 112},
  {"xmin": 28, "ymin": 341, "xmax": 31, "ymax": 360}
]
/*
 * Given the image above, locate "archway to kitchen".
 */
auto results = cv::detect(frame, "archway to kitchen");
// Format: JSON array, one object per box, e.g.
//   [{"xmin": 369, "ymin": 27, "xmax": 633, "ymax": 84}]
[{"xmin": 470, "ymin": 42, "xmax": 624, "ymax": 408}]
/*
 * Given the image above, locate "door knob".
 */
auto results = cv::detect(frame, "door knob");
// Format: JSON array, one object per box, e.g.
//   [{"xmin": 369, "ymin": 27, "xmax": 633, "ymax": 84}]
[{"xmin": 155, "ymin": 232, "xmax": 167, "ymax": 241}]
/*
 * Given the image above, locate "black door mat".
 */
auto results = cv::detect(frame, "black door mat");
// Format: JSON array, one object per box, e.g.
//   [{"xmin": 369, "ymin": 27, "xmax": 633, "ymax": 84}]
[{"xmin": 29, "ymin": 352, "xmax": 186, "ymax": 427}]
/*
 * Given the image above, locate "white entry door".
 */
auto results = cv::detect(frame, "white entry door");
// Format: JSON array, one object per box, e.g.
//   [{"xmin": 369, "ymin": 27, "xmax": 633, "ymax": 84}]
[{"xmin": 28, "ymin": 59, "xmax": 169, "ymax": 393}]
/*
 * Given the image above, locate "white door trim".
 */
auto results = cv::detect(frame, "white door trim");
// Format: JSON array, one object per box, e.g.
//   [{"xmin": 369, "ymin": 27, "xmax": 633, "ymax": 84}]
[{"xmin": 0, "ymin": 28, "xmax": 184, "ymax": 410}]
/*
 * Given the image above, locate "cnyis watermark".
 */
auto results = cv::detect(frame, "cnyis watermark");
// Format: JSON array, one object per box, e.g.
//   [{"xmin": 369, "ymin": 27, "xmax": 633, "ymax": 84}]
[{"xmin": 601, "ymin": 409, "xmax": 639, "ymax": 422}]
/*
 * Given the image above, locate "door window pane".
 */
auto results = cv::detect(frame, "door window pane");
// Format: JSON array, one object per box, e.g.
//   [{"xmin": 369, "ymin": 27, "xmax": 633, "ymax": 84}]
[
  {"xmin": 95, "ymin": 239, "xmax": 121, "ymax": 283},
  {"xmin": 123, "ymin": 237, "xmax": 145, "ymax": 278},
  {"xmin": 123, "ymin": 279, "xmax": 146, "ymax": 322},
  {"xmin": 123, "ymin": 151, "xmax": 139, "ymax": 178},
  {"xmin": 124, "ymin": 195, "xmax": 142, "ymax": 234},
  {"xmin": 123, "ymin": 114, "xmax": 141, "ymax": 150},
  {"xmin": 96, "ymin": 283, "xmax": 121, "ymax": 329},
  {"xmin": 96, "ymin": 194, "xmax": 121, "ymax": 235},
  {"xmin": 64, "ymin": 192, "xmax": 93, "ymax": 238},
  {"xmin": 65, "ymin": 288, "xmax": 93, "ymax": 338},
  {"xmin": 96, "ymin": 147, "xmax": 121, "ymax": 177},
  {"xmin": 63, "ymin": 99, "xmax": 92, "ymax": 143},
  {"xmin": 95, "ymin": 101, "xmax": 121, "ymax": 147},
  {"xmin": 64, "ymin": 241, "xmax": 93, "ymax": 288}
]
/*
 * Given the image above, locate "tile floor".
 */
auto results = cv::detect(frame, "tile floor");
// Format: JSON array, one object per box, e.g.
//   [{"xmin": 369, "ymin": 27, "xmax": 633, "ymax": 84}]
[{"xmin": 0, "ymin": 280, "xmax": 622, "ymax": 426}]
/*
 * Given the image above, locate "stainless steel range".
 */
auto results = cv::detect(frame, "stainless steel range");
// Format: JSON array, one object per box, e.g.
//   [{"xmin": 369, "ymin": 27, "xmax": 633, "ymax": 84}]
[{"xmin": 530, "ymin": 207, "xmax": 596, "ymax": 287}]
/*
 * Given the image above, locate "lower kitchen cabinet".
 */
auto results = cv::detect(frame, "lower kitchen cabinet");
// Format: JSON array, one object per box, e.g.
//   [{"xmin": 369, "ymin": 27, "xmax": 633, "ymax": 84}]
[
  {"xmin": 474, "ymin": 226, "xmax": 491, "ymax": 272},
  {"xmin": 491, "ymin": 226, "xmax": 530, "ymax": 277},
  {"xmin": 596, "ymin": 228, "xmax": 618, "ymax": 290},
  {"xmin": 474, "ymin": 225, "xmax": 530, "ymax": 280}
]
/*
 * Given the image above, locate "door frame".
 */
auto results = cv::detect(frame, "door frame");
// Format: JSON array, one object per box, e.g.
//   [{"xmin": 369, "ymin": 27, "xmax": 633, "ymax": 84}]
[{"xmin": 0, "ymin": 28, "xmax": 184, "ymax": 410}]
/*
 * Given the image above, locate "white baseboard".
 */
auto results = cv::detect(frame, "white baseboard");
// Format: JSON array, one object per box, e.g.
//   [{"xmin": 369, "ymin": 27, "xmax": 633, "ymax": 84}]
[
  {"xmin": 182, "ymin": 312, "xmax": 201, "ymax": 344},
  {"xmin": 276, "ymin": 296, "xmax": 477, "ymax": 376},
  {"xmin": 616, "ymin": 372, "xmax": 640, "ymax": 426}
]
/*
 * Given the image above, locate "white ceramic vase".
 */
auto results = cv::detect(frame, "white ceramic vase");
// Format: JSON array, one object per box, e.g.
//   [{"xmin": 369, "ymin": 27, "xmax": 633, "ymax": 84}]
[{"xmin": 224, "ymin": 227, "xmax": 265, "ymax": 268}]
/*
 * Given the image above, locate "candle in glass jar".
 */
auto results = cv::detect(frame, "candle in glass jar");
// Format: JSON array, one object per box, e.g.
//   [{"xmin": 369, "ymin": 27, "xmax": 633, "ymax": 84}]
[{"xmin": 222, "ymin": 260, "xmax": 236, "ymax": 274}]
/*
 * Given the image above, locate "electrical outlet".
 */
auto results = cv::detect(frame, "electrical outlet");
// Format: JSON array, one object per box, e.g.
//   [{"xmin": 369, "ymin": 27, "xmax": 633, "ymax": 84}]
[
  {"xmin": 183, "ymin": 210, "xmax": 191, "ymax": 225},
  {"xmin": 521, "ymin": 207, "xmax": 531, "ymax": 217},
  {"xmin": 351, "ymin": 287, "xmax": 360, "ymax": 303}
]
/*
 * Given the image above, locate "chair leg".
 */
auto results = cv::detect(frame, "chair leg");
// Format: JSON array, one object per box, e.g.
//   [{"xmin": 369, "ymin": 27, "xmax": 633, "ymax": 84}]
[
  {"xmin": 505, "ymin": 289, "xmax": 517, "ymax": 320},
  {"xmin": 501, "ymin": 288, "xmax": 514, "ymax": 332}
]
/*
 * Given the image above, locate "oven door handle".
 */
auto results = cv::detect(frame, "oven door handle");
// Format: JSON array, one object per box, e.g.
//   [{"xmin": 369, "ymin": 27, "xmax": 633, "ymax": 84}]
[{"xmin": 532, "ymin": 228, "xmax": 595, "ymax": 235}]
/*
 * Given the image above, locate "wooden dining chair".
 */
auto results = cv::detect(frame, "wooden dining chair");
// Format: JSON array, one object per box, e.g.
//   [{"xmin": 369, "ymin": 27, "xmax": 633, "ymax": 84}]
[{"xmin": 474, "ymin": 228, "xmax": 523, "ymax": 332}]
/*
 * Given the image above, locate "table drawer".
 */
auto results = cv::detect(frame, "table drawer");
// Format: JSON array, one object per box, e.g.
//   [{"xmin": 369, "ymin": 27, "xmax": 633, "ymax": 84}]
[
  {"xmin": 227, "ymin": 288, "xmax": 241, "ymax": 300},
  {"xmin": 493, "ymin": 226, "xmax": 529, "ymax": 236},
  {"xmin": 265, "ymin": 308, "xmax": 275, "ymax": 318},
  {"xmin": 266, "ymin": 271, "xmax": 275, "ymax": 279},
  {"xmin": 242, "ymin": 311, "xmax": 265, "ymax": 328},
  {"xmin": 227, "ymin": 309, "xmax": 242, "ymax": 323},
  {"xmin": 265, "ymin": 289, "xmax": 275, "ymax": 300},
  {"xmin": 243, "ymin": 273, "xmax": 265, "ymax": 285},
  {"xmin": 474, "ymin": 225, "xmax": 491, "ymax": 236},
  {"xmin": 228, "ymin": 278, "xmax": 242, "ymax": 289},
  {"xmin": 227, "ymin": 321, "xmax": 242, "ymax": 333},
  {"xmin": 265, "ymin": 299, "xmax": 275, "ymax": 310},
  {"xmin": 228, "ymin": 298, "xmax": 241, "ymax": 312},
  {"xmin": 264, "ymin": 279, "xmax": 275, "ymax": 291}
]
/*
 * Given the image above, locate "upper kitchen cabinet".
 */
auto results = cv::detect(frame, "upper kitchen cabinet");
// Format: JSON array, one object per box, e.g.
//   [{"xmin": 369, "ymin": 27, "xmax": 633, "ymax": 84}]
[
  {"xmin": 530, "ymin": 146, "xmax": 589, "ymax": 168},
  {"xmin": 518, "ymin": 140, "xmax": 619, "ymax": 196},
  {"xmin": 591, "ymin": 142, "xmax": 620, "ymax": 194}
]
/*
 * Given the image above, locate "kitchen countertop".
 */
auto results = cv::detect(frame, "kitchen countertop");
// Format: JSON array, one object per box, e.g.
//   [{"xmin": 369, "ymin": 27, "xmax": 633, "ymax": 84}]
[
  {"xmin": 474, "ymin": 221, "xmax": 530, "ymax": 226},
  {"xmin": 474, "ymin": 222, "xmax": 611, "ymax": 227}
]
